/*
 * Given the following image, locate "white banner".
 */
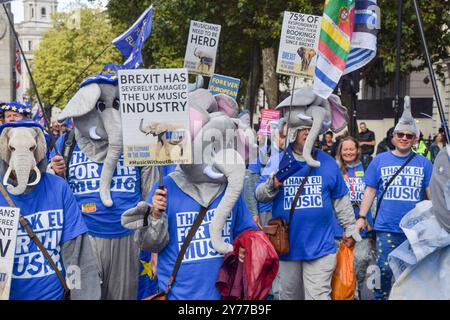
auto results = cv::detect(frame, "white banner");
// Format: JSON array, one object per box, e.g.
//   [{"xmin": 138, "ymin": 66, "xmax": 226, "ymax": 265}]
[
  {"xmin": 118, "ymin": 68, "xmax": 191, "ymax": 166},
  {"xmin": 184, "ymin": 20, "xmax": 221, "ymax": 76},
  {"xmin": 276, "ymin": 11, "xmax": 322, "ymax": 78},
  {"xmin": 0, "ymin": 207, "xmax": 20, "ymax": 300}
]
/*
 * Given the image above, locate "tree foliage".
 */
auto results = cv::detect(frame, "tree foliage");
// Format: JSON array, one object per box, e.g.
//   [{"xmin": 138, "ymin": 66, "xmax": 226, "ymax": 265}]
[
  {"xmin": 106, "ymin": 0, "xmax": 324, "ymax": 106},
  {"xmin": 107, "ymin": 0, "xmax": 449, "ymax": 92},
  {"xmin": 32, "ymin": 8, "xmax": 122, "ymax": 108}
]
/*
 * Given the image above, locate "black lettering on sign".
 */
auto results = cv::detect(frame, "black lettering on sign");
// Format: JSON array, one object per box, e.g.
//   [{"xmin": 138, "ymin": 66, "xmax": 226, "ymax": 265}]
[{"xmin": 0, "ymin": 239, "xmax": 11, "ymax": 257}]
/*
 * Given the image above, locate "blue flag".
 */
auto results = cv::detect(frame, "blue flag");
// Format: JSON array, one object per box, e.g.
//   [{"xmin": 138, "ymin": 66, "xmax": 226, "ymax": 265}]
[
  {"xmin": 137, "ymin": 250, "xmax": 159, "ymax": 299},
  {"xmin": 343, "ymin": 0, "xmax": 378, "ymax": 74},
  {"xmin": 112, "ymin": 5, "xmax": 153, "ymax": 69}
]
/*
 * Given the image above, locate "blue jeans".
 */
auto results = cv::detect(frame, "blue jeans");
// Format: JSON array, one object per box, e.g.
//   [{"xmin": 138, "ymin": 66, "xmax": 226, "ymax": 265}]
[{"xmin": 374, "ymin": 231, "xmax": 407, "ymax": 300}]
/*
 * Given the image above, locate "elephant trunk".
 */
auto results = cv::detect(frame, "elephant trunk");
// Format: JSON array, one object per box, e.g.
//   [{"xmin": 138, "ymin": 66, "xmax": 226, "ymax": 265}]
[
  {"xmin": 99, "ymin": 109, "xmax": 123, "ymax": 207},
  {"xmin": 303, "ymin": 106, "xmax": 326, "ymax": 168},
  {"xmin": 209, "ymin": 149, "xmax": 246, "ymax": 254},
  {"xmin": 6, "ymin": 153, "xmax": 35, "ymax": 195},
  {"xmin": 139, "ymin": 118, "xmax": 148, "ymax": 135}
]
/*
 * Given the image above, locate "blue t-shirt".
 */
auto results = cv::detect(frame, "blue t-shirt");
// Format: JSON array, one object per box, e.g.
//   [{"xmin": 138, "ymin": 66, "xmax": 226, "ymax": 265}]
[
  {"xmin": 364, "ymin": 151, "xmax": 433, "ymax": 233},
  {"xmin": 333, "ymin": 162, "xmax": 373, "ymax": 238},
  {"xmin": 51, "ymin": 135, "xmax": 142, "ymax": 238},
  {"xmin": 147, "ymin": 176, "xmax": 257, "ymax": 300},
  {"xmin": 0, "ymin": 174, "xmax": 88, "ymax": 300},
  {"xmin": 256, "ymin": 147, "xmax": 348, "ymax": 261}
]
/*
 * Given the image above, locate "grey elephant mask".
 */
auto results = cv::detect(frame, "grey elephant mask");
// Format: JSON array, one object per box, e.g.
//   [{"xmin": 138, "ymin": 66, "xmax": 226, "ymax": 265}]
[
  {"xmin": 58, "ymin": 65, "xmax": 122, "ymax": 207},
  {"xmin": 0, "ymin": 123, "xmax": 47, "ymax": 195},
  {"xmin": 276, "ymin": 86, "xmax": 348, "ymax": 167},
  {"xmin": 171, "ymin": 89, "xmax": 256, "ymax": 254}
]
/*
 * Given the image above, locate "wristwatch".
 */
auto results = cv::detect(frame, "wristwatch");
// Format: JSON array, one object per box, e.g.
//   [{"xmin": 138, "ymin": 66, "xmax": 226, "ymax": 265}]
[{"xmin": 358, "ymin": 215, "xmax": 367, "ymax": 220}]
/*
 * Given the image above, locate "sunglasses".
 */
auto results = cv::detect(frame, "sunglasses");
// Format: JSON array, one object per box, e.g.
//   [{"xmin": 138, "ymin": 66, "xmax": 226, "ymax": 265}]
[{"xmin": 395, "ymin": 132, "xmax": 415, "ymax": 140}]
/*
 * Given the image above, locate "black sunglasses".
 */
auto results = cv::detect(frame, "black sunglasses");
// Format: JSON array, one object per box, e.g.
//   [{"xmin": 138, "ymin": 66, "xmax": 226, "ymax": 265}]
[{"xmin": 395, "ymin": 132, "xmax": 415, "ymax": 140}]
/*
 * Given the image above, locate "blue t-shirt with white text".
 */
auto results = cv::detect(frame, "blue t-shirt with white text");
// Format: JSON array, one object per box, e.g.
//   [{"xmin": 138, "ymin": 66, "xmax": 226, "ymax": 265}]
[
  {"xmin": 256, "ymin": 147, "xmax": 349, "ymax": 261},
  {"xmin": 333, "ymin": 162, "xmax": 373, "ymax": 238},
  {"xmin": 364, "ymin": 151, "xmax": 432, "ymax": 233},
  {"xmin": 0, "ymin": 174, "xmax": 88, "ymax": 300},
  {"xmin": 147, "ymin": 176, "xmax": 257, "ymax": 300}
]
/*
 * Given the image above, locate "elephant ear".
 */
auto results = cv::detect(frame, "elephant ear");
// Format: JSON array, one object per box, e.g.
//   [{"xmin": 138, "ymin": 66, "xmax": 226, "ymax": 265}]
[
  {"xmin": 189, "ymin": 104, "xmax": 210, "ymax": 141},
  {"xmin": 328, "ymin": 94, "xmax": 349, "ymax": 133},
  {"xmin": 0, "ymin": 128, "xmax": 12, "ymax": 163},
  {"xmin": 58, "ymin": 83, "xmax": 102, "ymax": 121},
  {"xmin": 214, "ymin": 94, "xmax": 238, "ymax": 118},
  {"xmin": 231, "ymin": 118, "xmax": 257, "ymax": 162},
  {"xmin": 189, "ymin": 88, "xmax": 218, "ymax": 113},
  {"xmin": 33, "ymin": 127, "xmax": 47, "ymax": 163}
]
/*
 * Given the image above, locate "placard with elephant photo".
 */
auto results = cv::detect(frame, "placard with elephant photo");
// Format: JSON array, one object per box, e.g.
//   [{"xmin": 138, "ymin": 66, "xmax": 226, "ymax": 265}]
[
  {"xmin": 276, "ymin": 11, "xmax": 322, "ymax": 78},
  {"xmin": 184, "ymin": 20, "xmax": 221, "ymax": 77},
  {"xmin": 118, "ymin": 68, "xmax": 192, "ymax": 166}
]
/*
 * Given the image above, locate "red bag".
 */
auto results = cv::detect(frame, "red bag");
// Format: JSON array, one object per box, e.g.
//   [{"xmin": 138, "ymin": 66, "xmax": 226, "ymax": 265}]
[{"xmin": 331, "ymin": 241, "xmax": 356, "ymax": 300}]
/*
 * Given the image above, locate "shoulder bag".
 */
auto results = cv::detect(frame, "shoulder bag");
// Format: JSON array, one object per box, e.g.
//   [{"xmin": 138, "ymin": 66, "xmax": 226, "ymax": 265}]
[{"xmin": 143, "ymin": 205, "xmax": 209, "ymax": 300}]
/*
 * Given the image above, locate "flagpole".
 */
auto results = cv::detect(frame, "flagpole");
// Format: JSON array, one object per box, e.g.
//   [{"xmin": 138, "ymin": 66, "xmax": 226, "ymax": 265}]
[
  {"xmin": 2, "ymin": 3, "xmax": 59, "ymax": 155},
  {"xmin": 412, "ymin": 0, "xmax": 450, "ymax": 143},
  {"xmin": 286, "ymin": 76, "xmax": 297, "ymax": 141},
  {"xmin": 393, "ymin": 0, "xmax": 404, "ymax": 125}
]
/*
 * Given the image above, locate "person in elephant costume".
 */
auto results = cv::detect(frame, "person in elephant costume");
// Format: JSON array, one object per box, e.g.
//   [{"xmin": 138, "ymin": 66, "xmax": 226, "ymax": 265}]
[
  {"xmin": 49, "ymin": 64, "xmax": 159, "ymax": 300},
  {"xmin": 255, "ymin": 87, "xmax": 361, "ymax": 300},
  {"xmin": 121, "ymin": 89, "xmax": 259, "ymax": 300},
  {"xmin": 0, "ymin": 120, "xmax": 100, "ymax": 300}
]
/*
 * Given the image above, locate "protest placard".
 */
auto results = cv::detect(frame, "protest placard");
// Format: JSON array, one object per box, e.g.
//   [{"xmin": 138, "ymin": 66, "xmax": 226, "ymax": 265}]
[
  {"xmin": 184, "ymin": 20, "xmax": 221, "ymax": 77},
  {"xmin": 276, "ymin": 11, "xmax": 322, "ymax": 78},
  {"xmin": 259, "ymin": 109, "xmax": 281, "ymax": 137},
  {"xmin": 208, "ymin": 74, "xmax": 240, "ymax": 100},
  {"xmin": 119, "ymin": 68, "xmax": 191, "ymax": 166},
  {"xmin": 0, "ymin": 207, "xmax": 20, "ymax": 300}
]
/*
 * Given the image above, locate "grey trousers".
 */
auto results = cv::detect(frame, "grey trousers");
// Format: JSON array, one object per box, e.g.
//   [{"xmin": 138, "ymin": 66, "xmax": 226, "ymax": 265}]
[
  {"xmin": 89, "ymin": 234, "xmax": 140, "ymax": 300},
  {"xmin": 258, "ymin": 210, "xmax": 283, "ymax": 300},
  {"xmin": 278, "ymin": 253, "xmax": 337, "ymax": 300}
]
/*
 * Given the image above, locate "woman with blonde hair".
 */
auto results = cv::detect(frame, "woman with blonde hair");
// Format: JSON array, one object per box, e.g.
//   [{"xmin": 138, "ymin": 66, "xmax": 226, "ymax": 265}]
[{"xmin": 334, "ymin": 136, "xmax": 375, "ymax": 300}]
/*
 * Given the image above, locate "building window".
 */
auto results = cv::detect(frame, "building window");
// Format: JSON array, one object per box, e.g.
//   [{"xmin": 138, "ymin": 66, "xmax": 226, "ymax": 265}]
[
  {"xmin": 28, "ymin": 41, "xmax": 32, "ymax": 51},
  {"xmin": 41, "ymin": 7, "xmax": 47, "ymax": 18},
  {"xmin": 30, "ymin": 5, "xmax": 34, "ymax": 19}
]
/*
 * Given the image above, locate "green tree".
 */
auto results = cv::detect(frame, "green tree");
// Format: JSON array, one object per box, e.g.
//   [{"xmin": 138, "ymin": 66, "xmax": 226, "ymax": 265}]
[
  {"xmin": 106, "ymin": 0, "xmax": 449, "ymax": 110},
  {"xmin": 32, "ymin": 8, "xmax": 121, "ymax": 108},
  {"xmin": 106, "ymin": 1, "xmax": 323, "ymax": 110}
]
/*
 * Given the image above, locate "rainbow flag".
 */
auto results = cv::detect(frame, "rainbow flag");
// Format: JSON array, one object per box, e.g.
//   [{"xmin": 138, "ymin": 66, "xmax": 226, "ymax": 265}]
[{"xmin": 313, "ymin": 0, "xmax": 355, "ymax": 98}]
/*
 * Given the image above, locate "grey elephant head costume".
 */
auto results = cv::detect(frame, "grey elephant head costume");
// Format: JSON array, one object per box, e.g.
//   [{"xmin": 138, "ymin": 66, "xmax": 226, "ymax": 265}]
[
  {"xmin": 57, "ymin": 65, "xmax": 206, "ymax": 208},
  {"xmin": 122, "ymin": 89, "xmax": 255, "ymax": 254},
  {"xmin": 276, "ymin": 86, "xmax": 349, "ymax": 167},
  {"xmin": 0, "ymin": 121, "xmax": 47, "ymax": 195},
  {"xmin": 178, "ymin": 89, "xmax": 255, "ymax": 253}
]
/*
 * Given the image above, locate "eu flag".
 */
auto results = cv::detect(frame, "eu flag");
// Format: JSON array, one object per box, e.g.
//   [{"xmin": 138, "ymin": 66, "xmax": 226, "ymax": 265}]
[{"xmin": 112, "ymin": 5, "xmax": 153, "ymax": 69}]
